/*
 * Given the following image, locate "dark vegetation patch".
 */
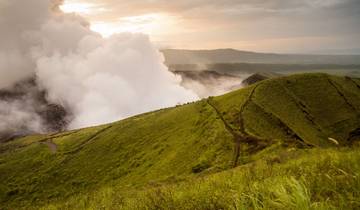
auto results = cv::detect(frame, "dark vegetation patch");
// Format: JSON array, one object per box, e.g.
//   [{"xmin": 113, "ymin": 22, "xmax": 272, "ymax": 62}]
[{"xmin": 0, "ymin": 77, "xmax": 70, "ymax": 142}]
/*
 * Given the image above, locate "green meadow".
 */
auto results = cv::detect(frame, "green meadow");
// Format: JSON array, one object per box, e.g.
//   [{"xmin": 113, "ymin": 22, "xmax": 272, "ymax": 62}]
[{"xmin": 1, "ymin": 73, "xmax": 360, "ymax": 209}]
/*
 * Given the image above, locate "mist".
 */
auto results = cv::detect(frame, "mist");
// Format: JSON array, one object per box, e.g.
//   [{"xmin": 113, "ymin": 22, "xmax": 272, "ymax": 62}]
[
  {"xmin": 0, "ymin": 89, "xmax": 44, "ymax": 140},
  {"xmin": 0, "ymin": 78, "xmax": 69, "ymax": 141},
  {"xmin": 174, "ymin": 71, "xmax": 249, "ymax": 98},
  {"xmin": 0, "ymin": 0, "xmax": 198, "ymax": 133}
]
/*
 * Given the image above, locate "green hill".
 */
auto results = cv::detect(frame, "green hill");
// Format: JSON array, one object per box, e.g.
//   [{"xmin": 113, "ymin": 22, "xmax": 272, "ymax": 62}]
[{"xmin": 1, "ymin": 73, "xmax": 360, "ymax": 209}]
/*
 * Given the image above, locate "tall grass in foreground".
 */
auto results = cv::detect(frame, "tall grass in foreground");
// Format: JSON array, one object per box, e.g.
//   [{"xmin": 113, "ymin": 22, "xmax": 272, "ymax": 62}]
[{"xmin": 41, "ymin": 147, "xmax": 360, "ymax": 210}]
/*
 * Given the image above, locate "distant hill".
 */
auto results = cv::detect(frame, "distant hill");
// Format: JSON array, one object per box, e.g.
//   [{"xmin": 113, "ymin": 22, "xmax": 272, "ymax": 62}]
[
  {"xmin": 173, "ymin": 70, "xmax": 246, "ymax": 97},
  {"xmin": 162, "ymin": 49, "xmax": 360, "ymax": 65},
  {"xmin": 241, "ymin": 72, "xmax": 280, "ymax": 86},
  {"xmin": 1, "ymin": 73, "xmax": 360, "ymax": 209}
]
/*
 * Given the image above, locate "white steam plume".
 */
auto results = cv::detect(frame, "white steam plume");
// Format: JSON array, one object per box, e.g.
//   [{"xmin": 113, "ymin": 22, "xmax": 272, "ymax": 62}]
[
  {"xmin": 0, "ymin": 94, "xmax": 44, "ymax": 137},
  {"xmin": 0, "ymin": 0, "xmax": 198, "ymax": 130}
]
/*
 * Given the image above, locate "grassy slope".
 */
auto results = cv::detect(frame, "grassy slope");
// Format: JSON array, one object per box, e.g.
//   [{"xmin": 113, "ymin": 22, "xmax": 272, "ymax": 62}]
[
  {"xmin": 0, "ymin": 101, "xmax": 234, "ymax": 208},
  {"xmin": 212, "ymin": 74, "xmax": 360, "ymax": 147},
  {"xmin": 0, "ymin": 73, "xmax": 360, "ymax": 209},
  {"xmin": 44, "ymin": 147, "xmax": 360, "ymax": 210}
]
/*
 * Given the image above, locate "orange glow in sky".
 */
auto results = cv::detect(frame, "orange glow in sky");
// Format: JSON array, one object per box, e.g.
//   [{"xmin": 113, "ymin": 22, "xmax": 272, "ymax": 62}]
[{"xmin": 60, "ymin": 1, "xmax": 179, "ymax": 38}]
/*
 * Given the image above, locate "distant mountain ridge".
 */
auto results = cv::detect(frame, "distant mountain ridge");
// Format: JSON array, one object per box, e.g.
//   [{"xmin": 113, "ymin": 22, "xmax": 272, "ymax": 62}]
[{"xmin": 162, "ymin": 49, "xmax": 360, "ymax": 65}]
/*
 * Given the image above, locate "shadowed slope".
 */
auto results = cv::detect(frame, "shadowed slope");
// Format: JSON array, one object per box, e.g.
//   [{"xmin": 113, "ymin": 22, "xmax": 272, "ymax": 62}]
[{"xmin": 212, "ymin": 73, "xmax": 360, "ymax": 148}]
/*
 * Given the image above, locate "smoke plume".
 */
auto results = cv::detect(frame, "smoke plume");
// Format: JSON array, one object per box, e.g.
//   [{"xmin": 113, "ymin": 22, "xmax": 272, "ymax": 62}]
[
  {"xmin": 174, "ymin": 71, "xmax": 249, "ymax": 98},
  {"xmin": 0, "ymin": 0, "xmax": 197, "ymax": 133}
]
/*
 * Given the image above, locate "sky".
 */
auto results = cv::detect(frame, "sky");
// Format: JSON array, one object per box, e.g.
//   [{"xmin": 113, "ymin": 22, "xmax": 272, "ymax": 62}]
[{"xmin": 61, "ymin": 0, "xmax": 360, "ymax": 53}]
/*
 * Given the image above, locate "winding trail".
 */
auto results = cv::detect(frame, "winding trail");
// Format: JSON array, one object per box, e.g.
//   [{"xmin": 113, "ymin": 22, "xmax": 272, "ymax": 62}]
[
  {"xmin": 40, "ymin": 140, "xmax": 57, "ymax": 153},
  {"xmin": 207, "ymin": 99, "xmax": 242, "ymax": 167},
  {"xmin": 36, "ymin": 130, "xmax": 83, "ymax": 154},
  {"xmin": 347, "ymin": 77, "xmax": 360, "ymax": 90},
  {"xmin": 278, "ymin": 82, "xmax": 325, "ymax": 138},
  {"xmin": 207, "ymin": 84, "xmax": 265, "ymax": 167},
  {"xmin": 251, "ymin": 101, "xmax": 313, "ymax": 147},
  {"xmin": 328, "ymin": 78, "xmax": 358, "ymax": 112},
  {"xmin": 237, "ymin": 85, "xmax": 259, "ymax": 131},
  {"xmin": 63, "ymin": 125, "xmax": 113, "ymax": 154}
]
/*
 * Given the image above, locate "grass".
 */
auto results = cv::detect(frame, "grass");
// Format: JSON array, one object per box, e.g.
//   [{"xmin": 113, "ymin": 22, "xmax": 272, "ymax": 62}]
[
  {"xmin": 0, "ymin": 73, "xmax": 359, "ymax": 209},
  {"xmin": 212, "ymin": 73, "xmax": 360, "ymax": 146},
  {"xmin": 0, "ymin": 101, "xmax": 234, "ymax": 208},
  {"xmin": 41, "ymin": 147, "xmax": 360, "ymax": 210}
]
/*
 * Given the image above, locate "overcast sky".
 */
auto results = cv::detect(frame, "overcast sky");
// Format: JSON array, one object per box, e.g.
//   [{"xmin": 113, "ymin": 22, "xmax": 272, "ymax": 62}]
[{"xmin": 61, "ymin": 0, "xmax": 360, "ymax": 53}]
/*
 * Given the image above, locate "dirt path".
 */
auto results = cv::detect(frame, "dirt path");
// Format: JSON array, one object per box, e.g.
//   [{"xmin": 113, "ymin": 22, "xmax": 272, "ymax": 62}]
[
  {"xmin": 251, "ymin": 101, "xmax": 313, "ymax": 147},
  {"xmin": 328, "ymin": 78, "xmax": 358, "ymax": 112},
  {"xmin": 207, "ymin": 84, "xmax": 270, "ymax": 167},
  {"xmin": 41, "ymin": 140, "xmax": 57, "ymax": 153},
  {"xmin": 347, "ymin": 77, "xmax": 360, "ymax": 90},
  {"xmin": 36, "ymin": 130, "xmax": 84, "ymax": 154},
  {"xmin": 206, "ymin": 99, "xmax": 241, "ymax": 167},
  {"xmin": 237, "ymin": 85, "xmax": 259, "ymax": 131},
  {"xmin": 64, "ymin": 125, "xmax": 113, "ymax": 154}
]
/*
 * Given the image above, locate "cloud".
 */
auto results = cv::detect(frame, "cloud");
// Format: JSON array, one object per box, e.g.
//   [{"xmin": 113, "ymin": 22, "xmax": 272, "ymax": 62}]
[
  {"xmin": 65, "ymin": 0, "xmax": 360, "ymax": 52},
  {"xmin": 0, "ymin": 0, "xmax": 198, "ymax": 132}
]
